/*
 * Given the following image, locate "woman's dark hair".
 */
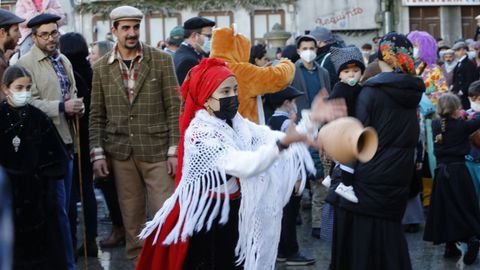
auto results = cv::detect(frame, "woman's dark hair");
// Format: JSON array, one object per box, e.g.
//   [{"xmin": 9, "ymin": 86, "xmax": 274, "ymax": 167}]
[
  {"xmin": 92, "ymin": 40, "xmax": 114, "ymax": 58},
  {"xmin": 249, "ymin": 44, "xmax": 267, "ymax": 64},
  {"xmin": 2, "ymin": 65, "xmax": 32, "ymax": 87},
  {"xmin": 59, "ymin": 32, "xmax": 89, "ymax": 59}
]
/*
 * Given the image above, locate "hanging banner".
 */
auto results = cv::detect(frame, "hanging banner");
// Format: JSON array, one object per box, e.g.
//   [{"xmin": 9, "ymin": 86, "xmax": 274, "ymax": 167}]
[{"xmin": 403, "ymin": 0, "xmax": 480, "ymax": 6}]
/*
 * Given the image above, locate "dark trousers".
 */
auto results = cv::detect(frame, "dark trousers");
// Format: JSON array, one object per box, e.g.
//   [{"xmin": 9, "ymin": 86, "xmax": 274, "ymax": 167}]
[
  {"xmin": 278, "ymin": 192, "xmax": 301, "ymax": 257},
  {"xmin": 70, "ymin": 155, "xmax": 97, "ymax": 247},
  {"xmin": 183, "ymin": 197, "xmax": 243, "ymax": 270},
  {"xmin": 95, "ymin": 175, "xmax": 123, "ymax": 227}
]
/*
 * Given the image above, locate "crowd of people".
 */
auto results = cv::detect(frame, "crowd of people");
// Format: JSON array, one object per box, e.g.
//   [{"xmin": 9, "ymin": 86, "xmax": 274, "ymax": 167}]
[{"xmin": 1, "ymin": 2, "xmax": 480, "ymax": 270}]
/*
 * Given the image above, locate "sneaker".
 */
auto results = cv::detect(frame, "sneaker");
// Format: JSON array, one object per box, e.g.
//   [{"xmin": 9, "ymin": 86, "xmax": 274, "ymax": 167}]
[
  {"xmin": 464, "ymin": 237, "xmax": 480, "ymax": 265},
  {"xmin": 311, "ymin": 228, "xmax": 321, "ymax": 239},
  {"xmin": 322, "ymin": 175, "xmax": 332, "ymax": 188},
  {"xmin": 285, "ymin": 252, "xmax": 316, "ymax": 266},
  {"xmin": 335, "ymin": 183, "xmax": 359, "ymax": 203},
  {"xmin": 444, "ymin": 242, "xmax": 461, "ymax": 259},
  {"xmin": 276, "ymin": 253, "xmax": 287, "ymax": 262}
]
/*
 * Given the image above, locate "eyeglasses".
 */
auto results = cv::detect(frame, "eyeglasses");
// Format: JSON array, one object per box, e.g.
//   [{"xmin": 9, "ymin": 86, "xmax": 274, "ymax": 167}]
[{"xmin": 35, "ymin": 30, "xmax": 60, "ymax": 40}]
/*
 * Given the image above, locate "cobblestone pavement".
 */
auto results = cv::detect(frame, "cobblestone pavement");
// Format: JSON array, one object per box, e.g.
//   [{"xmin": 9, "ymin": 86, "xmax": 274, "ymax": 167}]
[{"xmin": 75, "ymin": 193, "xmax": 477, "ymax": 270}]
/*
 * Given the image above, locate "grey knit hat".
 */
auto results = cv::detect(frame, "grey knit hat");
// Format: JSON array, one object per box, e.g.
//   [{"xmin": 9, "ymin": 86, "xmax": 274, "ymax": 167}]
[
  {"xmin": 310, "ymin": 26, "xmax": 334, "ymax": 43},
  {"xmin": 330, "ymin": 46, "xmax": 365, "ymax": 75}
]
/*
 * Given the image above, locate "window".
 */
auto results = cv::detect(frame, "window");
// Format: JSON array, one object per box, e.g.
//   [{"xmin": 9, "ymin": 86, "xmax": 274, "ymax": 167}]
[
  {"xmin": 92, "ymin": 16, "xmax": 112, "ymax": 42},
  {"xmin": 146, "ymin": 13, "xmax": 182, "ymax": 46},
  {"xmin": 198, "ymin": 11, "xmax": 234, "ymax": 28},
  {"xmin": 251, "ymin": 10, "xmax": 285, "ymax": 43}
]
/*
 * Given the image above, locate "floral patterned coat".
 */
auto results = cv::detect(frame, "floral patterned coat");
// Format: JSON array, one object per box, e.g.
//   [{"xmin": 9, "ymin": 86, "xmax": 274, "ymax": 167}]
[{"xmin": 417, "ymin": 62, "xmax": 448, "ymax": 105}]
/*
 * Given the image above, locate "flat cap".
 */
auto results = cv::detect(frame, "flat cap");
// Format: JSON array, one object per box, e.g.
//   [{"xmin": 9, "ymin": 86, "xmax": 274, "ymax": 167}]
[
  {"xmin": 476, "ymin": 14, "xmax": 480, "ymax": 20},
  {"xmin": 265, "ymin": 86, "xmax": 303, "ymax": 108},
  {"xmin": 452, "ymin": 41, "xmax": 468, "ymax": 51},
  {"xmin": 169, "ymin": 26, "xmax": 184, "ymax": 45},
  {"xmin": 296, "ymin": 34, "xmax": 317, "ymax": 48},
  {"xmin": 310, "ymin": 26, "xmax": 334, "ymax": 43},
  {"xmin": 183, "ymin": 17, "xmax": 215, "ymax": 30},
  {"xmin": 0, "ymin": 9, "xmax": 25, "ymax": 27},
  {"xmin": 27, "ymin": 13, "xmax": 61, "ymax": 28},
  {"xmin": 110, "ymin": 6, "xmax": 143, "ymax": 22}
]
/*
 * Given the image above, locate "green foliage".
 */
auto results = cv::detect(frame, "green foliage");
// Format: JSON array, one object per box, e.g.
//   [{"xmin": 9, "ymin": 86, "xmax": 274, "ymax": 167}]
[{"xmin": 76, "ymin": 0, "xmax": 295, "ymax": 15}]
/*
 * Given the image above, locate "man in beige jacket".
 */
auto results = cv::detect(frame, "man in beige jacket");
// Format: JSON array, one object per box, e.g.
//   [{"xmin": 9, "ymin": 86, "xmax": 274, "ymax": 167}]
[{"xmin": 17, "ymin": 13, "xmax": 83, "ymax": 270}]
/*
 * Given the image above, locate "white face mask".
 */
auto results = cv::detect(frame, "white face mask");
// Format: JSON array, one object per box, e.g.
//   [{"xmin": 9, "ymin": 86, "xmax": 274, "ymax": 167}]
[
  {"xmin": 468, "ymin": 51, "xmax": 477, "ymax": 60},
  {"xmin": 8, "ymin": 91, "xmax": 31, "ymax": 107},
  {"xmin": 361, "ymin": 50, "xmax": 371, "ymax": 57},
  {"xmin": 300, "ymin": 50, "xmax": 317, "ymax": 63},
  {"xmin": 471, "ymin": 101, "xmax": 480, "ymax": 112},
  {"xmin": 413, "ymin": 47, "xmax": 420, "ymax": 60}
]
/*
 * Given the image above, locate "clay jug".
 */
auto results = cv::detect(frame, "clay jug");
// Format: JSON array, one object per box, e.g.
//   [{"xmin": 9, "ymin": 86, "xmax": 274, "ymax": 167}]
[{"xmin": 317, "ymin": 117, "xmax": 378, "ymax": 164}]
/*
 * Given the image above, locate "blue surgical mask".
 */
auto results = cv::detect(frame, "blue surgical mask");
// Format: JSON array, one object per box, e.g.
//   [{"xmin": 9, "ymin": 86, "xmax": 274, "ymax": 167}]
[{"xmin": 201, "ymin": 37, "xmax": 211, "ymax": 54}]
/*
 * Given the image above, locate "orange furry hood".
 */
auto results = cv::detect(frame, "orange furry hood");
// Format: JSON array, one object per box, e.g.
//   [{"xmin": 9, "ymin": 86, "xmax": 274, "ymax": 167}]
[{"xmin": 210, "ymin": 26, "xmax": 296, "ymax": 123}]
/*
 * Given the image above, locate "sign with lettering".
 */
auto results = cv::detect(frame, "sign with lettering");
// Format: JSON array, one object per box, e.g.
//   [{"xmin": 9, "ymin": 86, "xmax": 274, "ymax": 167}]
[
  {"xmin": 403, "ymin": 0, "xmax": 480, "ymax": 6},
  {"xmin": 311, "ymin": 0, "xmax": 378, "ymax": 30}
]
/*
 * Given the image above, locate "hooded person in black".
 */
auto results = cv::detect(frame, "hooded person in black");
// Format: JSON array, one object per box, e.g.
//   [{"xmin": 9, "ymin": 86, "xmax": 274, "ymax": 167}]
[{"xmin": 331, "ymin": 33, "xmax": 425, "ymax": 270}]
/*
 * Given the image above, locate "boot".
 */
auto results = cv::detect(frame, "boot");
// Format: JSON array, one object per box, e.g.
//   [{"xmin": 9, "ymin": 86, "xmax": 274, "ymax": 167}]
[
  {"xmin": 99, "ymin": 225, "xmax": 126, "ymax": 248},
  {"xmin": 77, "ymin": 236, "xmax": 98, "ymax": 258}
]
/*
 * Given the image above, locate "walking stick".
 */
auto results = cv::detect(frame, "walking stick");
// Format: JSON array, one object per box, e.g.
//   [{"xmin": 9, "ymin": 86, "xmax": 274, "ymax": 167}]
[{"xmin": 74, "ymin": 115, "xmax": 89, "ymax": 270}]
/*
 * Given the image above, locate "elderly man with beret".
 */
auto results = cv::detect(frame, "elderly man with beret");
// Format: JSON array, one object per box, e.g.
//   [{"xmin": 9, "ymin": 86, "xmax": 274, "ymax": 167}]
[
  {"xmin": 88, "ymin": 6, "xmax": 180, "ymax": 261},
  {"xmin": 173, "ymin": 16, "xmax": 215, "ymax": 84},
  {"xmin": 17, "ymin": 13, "xmax": 83, "ymax": 270},
  {"xmin": 0, "ymin": 9, "xmax": 24, "ymax": 80}
]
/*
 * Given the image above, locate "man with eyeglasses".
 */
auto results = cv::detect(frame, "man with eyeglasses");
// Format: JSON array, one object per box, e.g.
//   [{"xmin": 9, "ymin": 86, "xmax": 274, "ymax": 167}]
[
  {"xmin": 17, "ymin": 13, "xmax": 82, "ymax": 270},
  {"xmin": 174, "ymin": 16, "xmax": 215, "ymax": 84}
]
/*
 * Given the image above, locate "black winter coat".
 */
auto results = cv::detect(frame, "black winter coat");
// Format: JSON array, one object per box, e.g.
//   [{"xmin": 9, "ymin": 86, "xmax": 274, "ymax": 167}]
[
  {"xmin": 339, "ymin": 72, "xmax": 425, "ymax": 221},
  {"xmin": 452, "ymin": 57, "xmax": 476, "ymax": 109},
  {"xmin": 174, "ymin": 44, "xmax": 202, "ymax": 84}
]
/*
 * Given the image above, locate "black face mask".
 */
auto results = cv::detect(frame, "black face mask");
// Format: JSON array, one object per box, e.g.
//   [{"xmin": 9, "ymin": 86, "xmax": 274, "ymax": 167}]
[{"xmin": 212, "ymin": 95, "xmax": 239, "ymax": 121}]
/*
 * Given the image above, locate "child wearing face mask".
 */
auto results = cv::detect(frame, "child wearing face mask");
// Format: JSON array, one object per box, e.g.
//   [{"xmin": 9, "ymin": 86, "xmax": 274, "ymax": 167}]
[
  {"xmin": 266, "ymin": 86, "xmax": 316, "ymax": 266},
  {"xmin": 465, "ymin": 80, "xmax": 480, "ymax": 198},
  {"xmin": 323, "ymin": 46, "xmax": 365, "ymax": 203},
  {"xmin": 0, "ymin": 65, "xmax": 69, "ymax": 268}
]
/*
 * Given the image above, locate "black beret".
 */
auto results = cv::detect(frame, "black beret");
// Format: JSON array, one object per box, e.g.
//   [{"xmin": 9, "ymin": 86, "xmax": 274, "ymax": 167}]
[
  {"xmin": 27, "ymin": 13, "xmax": 61, "ymax": 28},
  {"xmin": 0, "ymin": 9, "xmax": 25, "ymax": 27},
  {"xmin": 265, "ymin": 86, "xmax": 304, "ymax": 108},
  {"xmin": 183, "ymin": 17, "xmax": 215, "ymax": 30}
]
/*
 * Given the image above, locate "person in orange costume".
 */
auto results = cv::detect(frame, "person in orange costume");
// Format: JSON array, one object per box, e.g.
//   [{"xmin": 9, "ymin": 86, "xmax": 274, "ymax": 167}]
[{"xmin": 210, "ymin": 25, "xmax": 295, "ymax": 124}]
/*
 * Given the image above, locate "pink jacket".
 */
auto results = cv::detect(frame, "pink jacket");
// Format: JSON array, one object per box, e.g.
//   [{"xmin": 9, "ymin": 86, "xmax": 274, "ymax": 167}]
[{"xmin": 15, "ymin": 0, "xmax": 66, "ymax": 44}]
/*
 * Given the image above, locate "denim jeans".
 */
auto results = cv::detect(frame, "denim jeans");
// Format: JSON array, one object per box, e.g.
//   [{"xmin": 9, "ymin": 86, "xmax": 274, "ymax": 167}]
[{"xmin": 56, "ymin": 159, "xmax": 75, "ymax": 270}]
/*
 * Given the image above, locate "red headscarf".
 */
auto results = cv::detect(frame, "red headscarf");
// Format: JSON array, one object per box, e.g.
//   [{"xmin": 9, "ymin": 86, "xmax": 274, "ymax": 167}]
[
  {"xmin": 136, "ymin": 58, "xmax": 234, "ymax": 270},
  {"xmin": 176, "ymin": 57, "xmax": 235, "ymax": 185}
]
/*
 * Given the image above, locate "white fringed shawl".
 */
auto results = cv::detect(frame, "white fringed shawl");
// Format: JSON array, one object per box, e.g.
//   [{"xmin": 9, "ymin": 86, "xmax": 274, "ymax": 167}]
[{"xmin": 139, "ymin": 110, "xmax": 315, "ymax": 270}]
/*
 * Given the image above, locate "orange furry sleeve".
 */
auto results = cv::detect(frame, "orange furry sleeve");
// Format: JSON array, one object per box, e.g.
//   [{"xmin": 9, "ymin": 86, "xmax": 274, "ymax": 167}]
[{"xmin": 232, "ymin": 60, "xmax": 295, "ymax": 98}]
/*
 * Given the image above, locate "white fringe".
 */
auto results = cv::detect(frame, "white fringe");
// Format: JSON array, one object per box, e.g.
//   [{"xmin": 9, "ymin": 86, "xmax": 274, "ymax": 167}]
[{"xmin": 138, "ymin": 110, "xmax": 316, "ymax": 270}]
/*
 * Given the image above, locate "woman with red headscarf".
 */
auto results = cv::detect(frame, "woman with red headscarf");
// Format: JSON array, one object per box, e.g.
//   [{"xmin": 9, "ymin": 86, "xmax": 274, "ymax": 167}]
[{"xmin": 136, "ymin": 57, "xmax": 346, "ymax": 270}]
